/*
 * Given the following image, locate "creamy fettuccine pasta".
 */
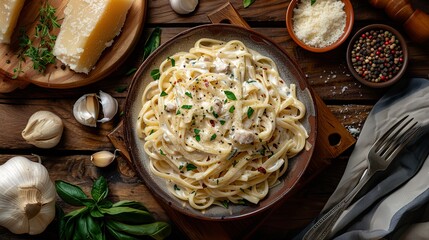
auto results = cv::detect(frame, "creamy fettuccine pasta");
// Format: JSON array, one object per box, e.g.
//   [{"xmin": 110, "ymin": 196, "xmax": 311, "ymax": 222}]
[{"xmin": 137, "ymin": 38, "xmax": 308, "ymax": 210}]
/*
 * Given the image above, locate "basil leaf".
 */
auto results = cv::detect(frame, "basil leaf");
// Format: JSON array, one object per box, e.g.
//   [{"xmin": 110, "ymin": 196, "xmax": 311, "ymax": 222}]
[
  {"xmin": 98, "ymin": 199, "xmax": 113, "ymax": 209},
  {"xmin": 106, "ymin": 224, "xmax": 141, "ymax": 240},
  {"xmin": 101, "ymin": 206, "xmax": 154, "ymax": 224},
  {"xmin": 111, "ymin": 200, "xmax": 148, "ymax": 211},
  {"xmin": 90, "ymin": 206, "xmax": 104, "ymax": 218},
  {"xmin": 75, "ymin": 214, "xmax": 89, "ymax": 240},
  {"xmin": 55, "ymin": 180, "xmax": 89, "ymax": 206},
  {"xmin": 150, "ymin": 69, "xmax": 160, "ymax": 80},
  {"xmin": 167, "ymin": 56, "xmax": 175, "ymax": 67},
  {"xmin": 107, "ymin": 220, "xmax": 172, "ymax": 240},
  {"xmin": 85, "ymin": 213, "xmax": 104, "ymax": 240},
  {"xmin": 143, "ymin": 27, "xmax": 161, "ymax": 60},
  {"xmin": 247, "ymin": 107, "xmax": 254, "ymax": 118},
  {"xmin": 224, "ymin": 90, "xmax": 237, "ymax": 100},
  {"xmin": 229, "ymin": 106, "xmax": 235, "ymax": 113},
  {"xmin": 64, "ymin": 207, "xmax": 88, "ymax": 218},
  {"xmin": 243, "ymin": 0, "xmax": 256, "ymax": 8},
  {"xmin": 91, "ymin": 176, "xmax": 108, "ymax": 203}
]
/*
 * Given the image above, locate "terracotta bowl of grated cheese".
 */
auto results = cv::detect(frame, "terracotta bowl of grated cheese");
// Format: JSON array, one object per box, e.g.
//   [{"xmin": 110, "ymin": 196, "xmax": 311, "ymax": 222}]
[{"xmin": 286, "ymin": 0, "xmax": 354, "ymax": 53}]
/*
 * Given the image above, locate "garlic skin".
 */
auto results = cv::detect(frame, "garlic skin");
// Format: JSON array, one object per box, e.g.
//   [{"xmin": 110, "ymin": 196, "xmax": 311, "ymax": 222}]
[
  {"xmin": 169, "ymin": 0, "xmax": 198, "ymax": 14},
  {"xmin": 73, "ymin": 91, "xmax": 118, "ymax": 127},
  {"xmin": 22, "ymin": 111, "xmax": 64, "ymax": 149},
  {"xmin": 91, "ymin": 150, "xmax": 116, "ymax": 167},
  {"xmin": 0, "ymin": 156, "xmax": 56, "ymax": 235},
  {"xmin": 98, "ymin": 90, "xmax": 118, "ymax": 123}
]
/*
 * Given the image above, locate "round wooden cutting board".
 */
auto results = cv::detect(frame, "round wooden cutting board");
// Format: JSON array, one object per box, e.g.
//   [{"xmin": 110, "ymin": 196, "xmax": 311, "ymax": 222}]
[{"xmin": 0, "ymin": 0, "xmax": 146, "ymax": 89}]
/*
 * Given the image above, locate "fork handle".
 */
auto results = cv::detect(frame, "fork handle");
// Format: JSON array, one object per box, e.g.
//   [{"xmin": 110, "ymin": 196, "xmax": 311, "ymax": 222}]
[{"xmin": 303, "ymin": 174, "xmax": 370, "ymax": 240}]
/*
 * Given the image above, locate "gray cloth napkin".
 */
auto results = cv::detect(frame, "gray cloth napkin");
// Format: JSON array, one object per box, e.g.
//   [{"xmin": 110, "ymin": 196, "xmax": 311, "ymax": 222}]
[{"xmin": 296, "ymin": 78, "xmax": 429, "ymax": 239}]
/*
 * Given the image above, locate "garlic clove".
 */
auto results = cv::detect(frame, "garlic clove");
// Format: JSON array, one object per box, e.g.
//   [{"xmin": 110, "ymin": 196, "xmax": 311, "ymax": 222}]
[
  {"xmin": 98, "ymin": 90, "xmax": 118, "ymax": 123},
  {"xmin": 73, "ymin": 93, "xmax": 99, "ymax": 127},
  {"xmin": 169, "ymin": 0, "xmax": 198, "ymax": 14},
  {"xmin": 22, "ymin": 111, "xmax": 64, "ymax": 149},
  {"xmin": 91, "ymin": 150, "xmax": 116, "ymax": 167}
]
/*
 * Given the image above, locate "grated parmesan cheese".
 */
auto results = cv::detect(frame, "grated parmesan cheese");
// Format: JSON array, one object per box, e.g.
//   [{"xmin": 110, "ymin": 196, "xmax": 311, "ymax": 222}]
[{"xmin": 292, "ymin": 0, "xmax": 346, "ymax": 48}]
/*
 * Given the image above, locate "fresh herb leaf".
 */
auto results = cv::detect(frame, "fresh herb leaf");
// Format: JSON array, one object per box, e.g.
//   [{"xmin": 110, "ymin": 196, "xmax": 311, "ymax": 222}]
[
  {"xmin": 167, "ymin": 56, "xmax": 175, "ymax": 67},
  {"xmin": 212, "ymin": 111, "xmax": 219, "ymax": 118},
  {"xmin": 143, "ymin": 27, "xmax": 161, "ymax": 60},
  {"xmin": 194, "ymin": 129, "xmax": 201, "ymax": 135},
  {"xmin": 125, "ymin": 67, "xmax": 137, "ymax": 76},
  {"xmin": 243, "ymin": 0, "xmax": 256, "ymax": 8},
  {"xmin": 115, "ymin": 86, "xmax": 127, "ymax": 93},
  {"xmin": 149, "ymin": 129, "xmax": 154, "ymax": 135},
  {"xmin": 176, "ymin": 110, "xmax": 181, "ymax": 115},
  {"xmin": 224, "ymin": 91, "xmax": 237, "ymax": 100},
  {"xmin": 185, "ymin": 92, "xmax": 192, "ymax": 98},
  {"xmin": 106, "ymin": 220, "xmax": 172, "ymax": 240},
  {"xmin": 174, "ymin": 184, "xmax": 180, "ymax": 191},
  {"xmin": 229, "ymin": 106, "xmax": 235, "ymax": 113},
  {"xmin": 101, "ymin": 207, "xmax": 155, "ymax": 224},
  {"xmin": 186, "ymin": 163, "xmax": 197, "ymax": 171},
  {"xmin": 247, "ymin": 107, "xmax": 254, "ymax": 118},
  {"xmin": 160, "ymin": 149, "xmax": 166, "ymax": 156},
  {"xmin": 311, "ymin": 0, "xmax": 316, "ymax": 5},
  {"xmin": 160, "ymin": 91, "xmax": 168, "ymax": 97},
  {"xmin": 221, "ymin": 200, "xmax": 229, "ymax": 209},
  {"xmin": 112, "ymin": 200, "xmax": 148, "ymax": 212},
  {"xmin": 210, "ymin": 134, "xmax": 217, "ymax": 141},
  {"xmin": 181, "ymin": 105, "xmax": 192, "ymax": 109},
  {"xmin": 55, "ymin": 180, "xmax": 89, "ymax": 206},
  {"xmin": 195, "ymin": 135, "xmax": 201, "ymax": 142},
  {"xmin": 91, "ymin": 176, "xmax": 108, "ymax": 203},
  {"xmin": 150, "ymin": 69, "xmax": 160, "ymax": 80},
  {"xmin": 220, "ymin": 120, "xmax": 226, "ymax": 125}
]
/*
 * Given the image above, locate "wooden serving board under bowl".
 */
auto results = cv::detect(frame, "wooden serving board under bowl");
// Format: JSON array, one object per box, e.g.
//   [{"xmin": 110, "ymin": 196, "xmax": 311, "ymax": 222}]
[
  {"xmin": 108, "ymin": 3, "xmax": 356, "ymax": 239},
  {"xmin": 0, "ymin": 0, "xmax": 146, "ymax": 89}
]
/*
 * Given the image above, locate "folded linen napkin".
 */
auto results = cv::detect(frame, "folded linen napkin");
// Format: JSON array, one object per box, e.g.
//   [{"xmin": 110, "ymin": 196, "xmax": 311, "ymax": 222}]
[{"xmin": 296, "ymin": 78, "xmax": 429, "ymax": 239}]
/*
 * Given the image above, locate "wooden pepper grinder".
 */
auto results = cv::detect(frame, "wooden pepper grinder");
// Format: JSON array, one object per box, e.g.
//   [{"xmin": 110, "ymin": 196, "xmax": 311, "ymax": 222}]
[{"xmin": 369, "ymin": 0, "xmax": 429, "ymax": 43}]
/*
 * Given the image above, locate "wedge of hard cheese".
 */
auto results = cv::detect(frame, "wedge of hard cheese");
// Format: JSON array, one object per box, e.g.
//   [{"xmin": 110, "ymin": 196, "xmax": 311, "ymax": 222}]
[
  {"xmin": 0, "ymin": 0, "xmax": 25, "ymax": 44},
  {"xmin": 53, "ymin": 0, "xmax": 134, "ymax": 74}
]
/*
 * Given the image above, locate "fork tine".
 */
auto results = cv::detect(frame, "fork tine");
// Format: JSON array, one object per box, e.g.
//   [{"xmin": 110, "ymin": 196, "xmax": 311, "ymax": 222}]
[
  {"xmin": 378, "ymin": 117, "xmax": 417, "ymax": 156},
  {"xmin": 383, "ymin": 126, "xmax": 422, "ymax": 160},
  {"xmin": 373, "ymin": 115, "xmax": 409, "ymax": 151}
]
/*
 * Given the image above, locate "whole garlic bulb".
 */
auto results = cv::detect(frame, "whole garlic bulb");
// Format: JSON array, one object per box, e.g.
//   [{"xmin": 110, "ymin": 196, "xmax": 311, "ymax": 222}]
[
  {"xmin": 0, "ymin": 156, "xmax": 56, "ymax": 235},
  {"xmin": 169, "ymin": 0, "xmax": 198, "ymax": 14},
  {"xmin": 22, "ymin": 111, "xmax": 64, "ymax": 149}
]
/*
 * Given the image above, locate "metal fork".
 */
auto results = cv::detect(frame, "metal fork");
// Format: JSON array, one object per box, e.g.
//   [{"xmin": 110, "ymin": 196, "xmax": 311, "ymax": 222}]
[{"xmin": 303, "ymin": 115, "xmax": 421, "ymax": 240}]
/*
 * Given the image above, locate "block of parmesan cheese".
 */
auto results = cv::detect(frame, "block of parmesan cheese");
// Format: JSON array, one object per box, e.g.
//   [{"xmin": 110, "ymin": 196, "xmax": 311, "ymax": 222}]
[
  {"xmin": 53, "ymin": 0, "xmax": 134, "ymax": 74},
  {"xmin": 0, "ymin": 0, "xmax": 25, "ymax": 44}
]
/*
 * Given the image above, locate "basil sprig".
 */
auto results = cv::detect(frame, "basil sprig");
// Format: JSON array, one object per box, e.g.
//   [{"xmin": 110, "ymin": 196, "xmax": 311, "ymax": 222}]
[
  {"xmin": 143, "ymin": 27, "xmax": 161, "ymax": 60},
  {"xmin": 56, "ymin": 176, "xmax": 171, "ymax": 240}
]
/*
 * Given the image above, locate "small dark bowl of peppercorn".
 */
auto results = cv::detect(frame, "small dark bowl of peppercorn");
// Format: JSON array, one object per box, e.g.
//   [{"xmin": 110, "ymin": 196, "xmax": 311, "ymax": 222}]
[{"xmin": 346, "ymin": 24, "xmax": 408, "ymax": 88}]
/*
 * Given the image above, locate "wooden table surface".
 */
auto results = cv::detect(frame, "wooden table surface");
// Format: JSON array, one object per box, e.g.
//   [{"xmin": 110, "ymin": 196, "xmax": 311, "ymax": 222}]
[{"xmin": 1, "ymin": 0, "xmax": 428, "ymax": 239}]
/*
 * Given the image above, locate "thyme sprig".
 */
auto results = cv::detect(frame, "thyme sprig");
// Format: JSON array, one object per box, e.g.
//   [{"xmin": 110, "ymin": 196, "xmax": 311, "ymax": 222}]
[{"xmin": 13, "ymin": 1, "xmax": 60, "ymax": 78}]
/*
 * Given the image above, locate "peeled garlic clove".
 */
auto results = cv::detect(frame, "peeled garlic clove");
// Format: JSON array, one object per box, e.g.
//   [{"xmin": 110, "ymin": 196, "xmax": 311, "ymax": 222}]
[
  {"xmin": 91, "ymin": 150, "xmax": 116, "ymax": 167},
  {"xmin": 73, "ymin": 93, "xmax": 99, "ymax": 127},
  {"xmin": 22, "ymin": 111, "xmax": 64, "ymax": 149},
  {"xmin": 98, "ymin": 90, "xmax": 118, "ymax": 123},
  {"xmin": 169, "ymin": 0, "xmax": 198, "ymax": 14}
]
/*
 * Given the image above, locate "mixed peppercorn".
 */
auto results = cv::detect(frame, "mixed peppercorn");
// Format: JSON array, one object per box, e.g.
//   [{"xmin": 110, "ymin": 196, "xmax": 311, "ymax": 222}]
[{"xmin": 350, "ymin": 29, "xmax": 404, "ymax": 83}]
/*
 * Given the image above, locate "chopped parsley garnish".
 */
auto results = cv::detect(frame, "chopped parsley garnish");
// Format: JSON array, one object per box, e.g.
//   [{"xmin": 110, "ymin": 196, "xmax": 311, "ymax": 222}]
[
  {"xmin": 247, "ymin": 107, "xmax": 254, "ymax": 118},
  {"xmin": 221, "ymin": 200, "xmax": 229, "ymax": 209},
  {"xmin": 186, "ymin": 163, "xmax": 197, "ymax": 171},
  {"xmin": 194, "ymin": 129, "xmax": 201, "ymax": 134},
  {"xmin": 247, "ymin": 80, "xmax": 256, "ymax": 83},
  {"xmin": 224, "ymin": 91, "xmax": 237, "ymax": 100},
  {"xmin": 160, "ymin": 149, "xmax": 166, "ymax": 156},
  {"xmin": 181, "ymin": 105, "xmax": 192, "ymax": 109},
  {"xmin": 220, "ymin": 120, "xmax": 226, "ymax": 125},
  {"xmin": 195, "ymin": 135, "xmax": 201, "ymax": 142},
  {"xmin": 176, "ymin": 110, "xmax": 181, "ymax": 115},
  {"xmin": 160, "ymin": 91, "xmax": 168, "ymax": 97},
  {"xmin": 174, "ymin": 184, "xmax": 180, "ymax": 191},
  {"xmin": 185, "ymin": 92, "xmax": 192, "ymax": 98},
  {"xmin": 210, "ymin": 134, "xmax": 217, "ymax": 141},
  {"xmin": 149, "ymin": 129, "xmax": 154, "ymax": 135},
  {"xmin": 167, "ymin": 56, "xmax": 175, "ymax": 67},
  {"xmin": 150, "ymin": 69, "xmax": 160, "ymax": 80},
  {"xmin": 194, "ymin": 129, "xmax": 201, "ymax": 142},
  {"xmin": 229, "ymin": 106, "xmax": 235, "ymax": 113},
  {"xmin": 212, "ymin": 111, "xmax": 219, "ymax": 118}
]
